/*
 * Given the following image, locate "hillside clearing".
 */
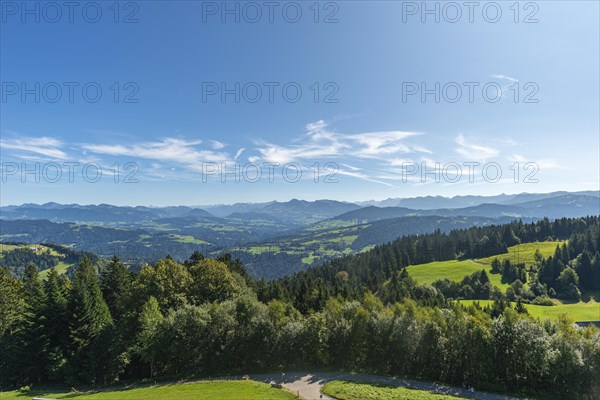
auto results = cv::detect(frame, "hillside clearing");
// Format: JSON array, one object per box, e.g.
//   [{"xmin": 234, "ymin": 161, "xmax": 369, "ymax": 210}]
[
  {"xmin": 406, "ymin": 241, "xmax": 568, "ymax": 292},
  {"xmin": 476, "ymin": 241, "xmax": 566, "ymax": 266},
  {"xmin": 406, "ymin": 260, "xmax": 509, "ymax": 291},
  {"xmin": 38, "ymin": 261, "xmax": 73, "ymax": 280}
]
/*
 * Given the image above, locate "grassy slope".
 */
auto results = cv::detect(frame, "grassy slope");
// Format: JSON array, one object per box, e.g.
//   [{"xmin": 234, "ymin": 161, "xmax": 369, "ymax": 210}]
[
  {"xmin": 0, "ymin": 244, "xmax": 19, "ymax": 254},
  {"xmin": 322, "ymin": 380, "xmax": 464, "ymax": 400},
  {"xmin": 406, "ymin": 259, "xmax": 509, "ymax": 291},
  {"xmin": 406, "ymin": 241, "xmax": 600, "ymax": 321},
  {"xmin": 38, "ymin": 261, "xmax": 72, "ymax": 280},
  {"xmin": 0, "ymin": 244, "xmax": 63, "ymax": 256},
  {"xmin": 406, "ymin": 241, "xmax": 567, "ymax": 292},
  {"xmin": 168, "ymin": 234, "xmax": 210, "ymax": 245},
  {"xmin": 0, "ymin": 244, "xmax": 76, "ymax": 280},
  {"xmin": 459, "ymin": 300, "xmax": 600, "ymax": 322},
  {"xmin": 476, "ymin": 241, "xmax": 567, "ymax": 266},
  {"xmin": 0, "ymin": 381, "xmax": 296, "ymax": 400}
]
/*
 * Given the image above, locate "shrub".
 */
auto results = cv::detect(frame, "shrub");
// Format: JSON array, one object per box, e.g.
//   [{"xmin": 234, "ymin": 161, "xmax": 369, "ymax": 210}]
[{"xmin": 532, "ymin": 296, "xmax": 554, "ymax": 306}]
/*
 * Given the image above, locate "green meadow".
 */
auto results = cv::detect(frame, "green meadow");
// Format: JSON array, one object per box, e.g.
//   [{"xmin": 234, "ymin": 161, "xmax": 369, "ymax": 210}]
[
  {"xmin": 459, "ymin": 299, "xmax": 600, "ymax": 322},
  {"xmin": 406, "ymin": 259, "xmax": 509, "ymax": 291},
  {"xmin": 322, "ymin": 380, "xmax": 465, "ymax": 400},
  {"xmin": 0, "ymin": 381, "xmax": 295, "ymax": 400},
  {"xmin": 168, "ymin": 234, "xmax": 210, "ymax": 244},
  {"xmin": 406, "ymin": 241, "xmax": 568, "ymax": 292},
  {"xmin": 476, "ymin": 241, "xmax": 566, "ymax": 267},
  {"xmin": 38, "ymin": 261, "xmax": 72, "ymax": 280},
  {"xmin": 0, "ymin": 244, "xmax": 76, "ymax": 280}
]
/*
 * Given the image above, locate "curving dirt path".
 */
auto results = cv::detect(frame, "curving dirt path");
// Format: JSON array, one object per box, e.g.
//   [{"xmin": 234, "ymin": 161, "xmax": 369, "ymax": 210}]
[{"xmin": 222, "ymin": 371, "xmax": 527, "ymax": 400}]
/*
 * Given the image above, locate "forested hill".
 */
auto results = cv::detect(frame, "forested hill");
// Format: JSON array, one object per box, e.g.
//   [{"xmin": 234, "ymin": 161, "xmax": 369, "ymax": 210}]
[
  {"xmin": 0, "ymin": 243, "xmax": 99, "ymax": 278},
  {"xmin": 2, "ymin": 192, "xmax": 598, "ymax": 279},
  {"xmin": 261, "ymin": 216, "xmax": 600, "ymax": 312},
  {"xmin": 2, "ymin": 216, "xmax": 600, "ymax": 399}
]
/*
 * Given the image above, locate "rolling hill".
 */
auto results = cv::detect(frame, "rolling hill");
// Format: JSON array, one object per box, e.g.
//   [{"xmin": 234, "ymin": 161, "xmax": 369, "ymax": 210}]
[{"xmin": 1, "ymin": 191, "xmax": 598, "ymax": 278}]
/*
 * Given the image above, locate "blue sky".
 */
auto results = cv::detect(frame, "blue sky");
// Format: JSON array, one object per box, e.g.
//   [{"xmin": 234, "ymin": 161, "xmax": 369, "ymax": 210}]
[{"xmin": 1, "ymin": 1, "xmax": 598, "ymax": 206}]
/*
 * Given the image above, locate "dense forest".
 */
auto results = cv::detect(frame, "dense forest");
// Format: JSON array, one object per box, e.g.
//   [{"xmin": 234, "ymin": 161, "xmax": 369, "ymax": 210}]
[
  {"xmin": 0, "ymin": 243, "xmax": 99, "ymax": 278},
  {"xmin": 0, "ymin": 248, "xmax": 58, "ymax": 276},
  {"xmin": 259, "ymin": 217, "xmax": 600, "ymax": 312},
  {"xmin": 1, "ymin": 217, "xmax": 599, "ymax": 398}
]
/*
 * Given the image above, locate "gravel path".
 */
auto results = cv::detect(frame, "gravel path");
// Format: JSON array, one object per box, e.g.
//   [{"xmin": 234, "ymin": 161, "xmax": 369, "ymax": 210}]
[{"xmin": 221, "ymin": 371, "xmax": 527, "ymax": 400}]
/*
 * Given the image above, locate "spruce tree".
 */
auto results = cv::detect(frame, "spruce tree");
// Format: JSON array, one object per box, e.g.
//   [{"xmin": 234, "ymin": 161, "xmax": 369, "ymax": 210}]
[
  {"xmin": 100, "ymin": 256, "xmax": 131, "ymax": 320},
  {"xmin": 591, "ymin": 252, "xmax": 600, "ymax": 291},
  {"xmin": 68, "ymin": 256, "xmax": 112, "ymax": 383},
  {"xmin": 574, "ymin": 251, "xmax": 594, "ymax": 291},
  {"xmin": 43, "ymin": 268, "xmax": 69, "ymax": 381},
  {"xmin": 0, "ymin": 267, "xmax": 24, "ymax": 337},
  {"xmin": 14, "ymin": 265, "xmax": 48, "ymax": 384},
  {"xmin": 0, "ymin": 267, "xmax": 25, "ymax": 386}
]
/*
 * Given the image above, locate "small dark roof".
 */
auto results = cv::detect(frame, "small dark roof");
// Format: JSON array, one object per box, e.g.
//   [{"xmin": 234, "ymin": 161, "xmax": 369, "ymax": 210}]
[{"xmin": 575, "ymin": 321, "xmax": 600, "ymax": 328}]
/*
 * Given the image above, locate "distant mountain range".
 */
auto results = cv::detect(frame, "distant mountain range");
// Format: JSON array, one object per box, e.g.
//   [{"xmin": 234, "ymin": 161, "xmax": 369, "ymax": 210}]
[
  {"xmin": 1, "ymin": 191, "xmax": 598, "ymax": 278},
  {"xmin": 3, "ymin": 191, "xmax": 598, "ymax": 224},
  {"xmin": 0, "ymin": 203, "xmax": 215, "ymax": 225},
  {"xmin": 357, "ymin": 190, "xmax": 600, "ymax": 209},
  {"xmin": 334, "ymin": 194, "xmax": 599, "ymax": 223},
  {"xmin": 0, "ymin": 199, "xmax": 360, "ymax": 226}
]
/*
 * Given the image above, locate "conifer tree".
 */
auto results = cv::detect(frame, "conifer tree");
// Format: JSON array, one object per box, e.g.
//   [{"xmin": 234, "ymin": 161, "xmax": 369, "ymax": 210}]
[
  {"xmin": 43, "ymin": 268, "xmax": 69, "ymax": 380},
  {"xmin": 574, "ymin": 251, "xmax": 594, "ymax": 291},
  {"xmin": 0, "ymin": 267, "xmax": 25, "ymax": 385},
  {"xmin": 100, "ymin": 256, "xmax": 131, "ymax": 320},
  {"xmin": 14, "ymin": 265, "xmax": 48, "ymax": 384},
  {"xmin": 0, "ymin": 267, "xmax": 23, "ymax": 337},
  {"xmin": 68, "ymin": 257, "xmax": 112, "ymax": 383}
]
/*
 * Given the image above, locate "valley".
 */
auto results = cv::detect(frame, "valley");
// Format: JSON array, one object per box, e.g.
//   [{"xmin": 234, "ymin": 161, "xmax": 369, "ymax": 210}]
[
  {"xmin": 1, "ymin": 191, "xmax": 597, "ymax": 279},
  {"xmin": 1, "ymin": 193, "xmax": 599, "ymax": 400}
]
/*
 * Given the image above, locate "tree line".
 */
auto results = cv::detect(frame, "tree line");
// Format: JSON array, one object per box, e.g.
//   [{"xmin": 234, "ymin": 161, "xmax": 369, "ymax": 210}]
[
  {"xmin": 258, "ymin": 217, "xmax": 599, "ymax": 312},
  {"xmin": 1, "ymin": 216, "xmax": 599, "ymax": 399},
  {"xmin": 0, "ymin": 243, "xmax": 99, "ymax": 278}
]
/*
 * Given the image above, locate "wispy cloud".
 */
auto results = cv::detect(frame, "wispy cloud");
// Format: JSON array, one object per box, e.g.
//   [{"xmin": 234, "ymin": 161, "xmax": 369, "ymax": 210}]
[
  {"xmin": 234, "ymin": 148, "xmax": 245, "ymax": 160},
  {"xmin": 1, "ymin": 122, "xmax": 537, "ymax": 190},
  {"xmin": 336, "ymin": 168, "xmax": 395, "ymax": 187},
  {"xmin": 252, "ymin": 120, "xmax": 426, "ymax": 163},
  {"xmin": 248, "ymin": 120, "xmax": 429, "ymax": 185},
  {"xmin": 210, "ymin": 140, "xmax": 226, "ymax": 149},
  {"xmin": 455, "ymin": 134, "xmax": 499, "ymax": 160},
  {"xmin": 81, "ymin": 138, "xmax": 232, "ymax": 173},
  {"xmin": 491, "ymin": 74, "xmax": 518, "ymax": 83},
  {"xmin": 0, "ymin": 136, "xmax": 68, "ymax": 159},
  {"xmin": 509, "ymin": 154, "xmax": 567, "ymax": 170},
  {"xmin": 490, "ymin": 74, "xmax": 520, "ymax": 100}
]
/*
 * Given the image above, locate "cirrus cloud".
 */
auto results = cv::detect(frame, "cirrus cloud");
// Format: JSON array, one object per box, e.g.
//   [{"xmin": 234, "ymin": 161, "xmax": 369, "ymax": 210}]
[
  {"xmin": 0, "ymin": 136, "xmax": 67, "ymax": 159},
  {"xmin": 455, "ymin": 134, "xmax": 499, "ymax": 160},
  {"xmin": 81, "ymin": 138, "xmax": 233, "ymax": 173}
]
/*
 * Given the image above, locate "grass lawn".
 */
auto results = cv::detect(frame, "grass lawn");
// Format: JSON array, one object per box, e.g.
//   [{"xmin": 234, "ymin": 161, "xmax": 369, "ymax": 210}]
[
  {"xmin": 0, "ymin": 380, "xmax": 296, "ymax": 400},
  {"xmin": 476, "ymin": 241, "xmax": 566, "ymax": 267},
  {"xmin": 406, "ymin": 260, "xmax": 509, "ymax": 291},
  {"xmin": 459, "ymin": 300, "xmax": 600, "ymax": 322},
  {"xmin": 322, "ymin": 380, "xmax": 464, "ymax": 400}
]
